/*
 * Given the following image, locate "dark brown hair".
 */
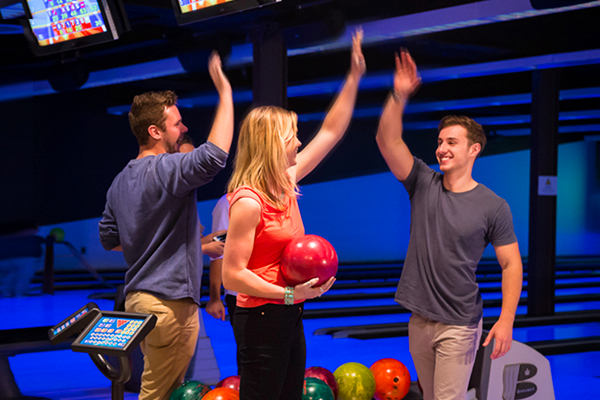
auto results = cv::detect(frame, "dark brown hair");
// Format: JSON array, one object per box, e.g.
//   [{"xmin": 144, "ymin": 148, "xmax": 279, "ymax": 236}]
[{"xmin": 438, "ymin": 115, "xmax": 487, "ymax": 157}]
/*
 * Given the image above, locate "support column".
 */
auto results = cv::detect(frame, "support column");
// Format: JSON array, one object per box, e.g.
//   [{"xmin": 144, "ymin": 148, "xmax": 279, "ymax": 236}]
[
  {"xmin": 527, "ymin": 69, "xmax": 560, "ymax": 317},
  {"xmin": 43, "ymin": 235, "xmax": 55, "ymax": 295},
  {"xmin": 251, "ymin": 23, "xmax": 287, "ymax": 108}
]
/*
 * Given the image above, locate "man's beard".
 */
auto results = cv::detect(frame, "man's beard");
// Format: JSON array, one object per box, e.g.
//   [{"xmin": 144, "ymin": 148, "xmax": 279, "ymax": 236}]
[{"xmin": 165, "ymin": 138, "xmax": 178, "ymax": 154}]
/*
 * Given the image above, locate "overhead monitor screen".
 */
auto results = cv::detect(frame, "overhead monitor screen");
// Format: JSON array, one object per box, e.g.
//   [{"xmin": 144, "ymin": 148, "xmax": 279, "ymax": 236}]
[
  {"xmin": 26, "ymin": 0, "xmax": 108, "ymax": 46},
  {"xmin": 178, "ymin": 0, "xmax": 236, "ymax": 14},
  {"xmin": 172, "ymin": 0, "xmax": 279, "ymax": 26}
]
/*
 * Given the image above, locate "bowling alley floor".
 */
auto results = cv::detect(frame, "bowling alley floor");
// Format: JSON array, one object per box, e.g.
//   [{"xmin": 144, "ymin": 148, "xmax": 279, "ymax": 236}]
[{"xmin": 3, "ymin": 289, "xmax": 600, "ymax": 400}]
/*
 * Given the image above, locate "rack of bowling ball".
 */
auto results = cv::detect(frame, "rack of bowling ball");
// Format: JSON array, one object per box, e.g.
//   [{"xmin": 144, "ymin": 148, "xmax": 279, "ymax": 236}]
[
  {"xmin": 170, "ymin": 357, "xmax": 412, "ymax": 400},
  {"xmin": 171, "ymin": 334, "xmax": 557, "ymax": 400}
]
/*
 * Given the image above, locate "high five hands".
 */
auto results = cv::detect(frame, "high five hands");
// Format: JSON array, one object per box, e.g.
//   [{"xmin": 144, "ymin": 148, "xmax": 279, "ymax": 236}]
[
  {"xmin": 350, "ymin": 27, "xmax": 366, "ymax": 79},
  {"xmin": 208, "ymin": 51, "xmax": 232, "ymax": 96},
  {"xmin": 393, "ymin": 49, "xmax": 421, "ymax": 103}
]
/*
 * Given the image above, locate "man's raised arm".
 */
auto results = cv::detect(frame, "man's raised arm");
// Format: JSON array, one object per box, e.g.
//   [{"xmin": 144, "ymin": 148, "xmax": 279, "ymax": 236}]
[
  {"xmin": 376, "ymin": 50, "xmax": 421, "ymax": 181},
  {"xmin": 206, "ymin": 51, "xmax": 234, "ymax": 154}
]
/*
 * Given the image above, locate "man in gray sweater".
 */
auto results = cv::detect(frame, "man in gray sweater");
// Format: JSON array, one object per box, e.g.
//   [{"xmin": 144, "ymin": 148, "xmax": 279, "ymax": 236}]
[{"xmin": 99, "ymin": 52, "xmax": 233, "ymax": 399}]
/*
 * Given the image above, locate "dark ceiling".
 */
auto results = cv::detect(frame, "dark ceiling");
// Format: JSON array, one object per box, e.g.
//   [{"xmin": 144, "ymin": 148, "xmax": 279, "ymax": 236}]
[{"xmin": 1, "ymin": 0, "xmax": 599, "ymax": 231}]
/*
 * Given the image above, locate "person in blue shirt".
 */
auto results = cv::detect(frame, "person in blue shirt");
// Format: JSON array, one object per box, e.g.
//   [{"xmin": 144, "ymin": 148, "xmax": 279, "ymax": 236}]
[{"xmin": 99, "ymin": 52, "xmax": 233, "ymax": 399}]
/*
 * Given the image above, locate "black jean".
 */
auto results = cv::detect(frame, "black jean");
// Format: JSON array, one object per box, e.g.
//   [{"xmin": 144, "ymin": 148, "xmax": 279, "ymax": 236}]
[
  {"xmin": 225, "ymin": 293, "xmax": 241, "ymax": 374},
  {"xmin": 225, "ymin": 293, "xmax": 237, "ymax": 327},
  {"xmin": 233, "ymin": 302, "xmax": 306, "ymax": 400}
]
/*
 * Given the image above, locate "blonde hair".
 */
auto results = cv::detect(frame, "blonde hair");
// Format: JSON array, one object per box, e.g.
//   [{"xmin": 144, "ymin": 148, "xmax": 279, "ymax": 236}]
[{"xmin": 228, "ymin": 106, "xmax": 298, "ymax": 208}]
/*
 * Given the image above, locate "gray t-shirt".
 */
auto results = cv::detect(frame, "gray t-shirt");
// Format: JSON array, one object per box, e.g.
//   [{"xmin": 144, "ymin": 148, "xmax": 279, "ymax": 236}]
[
  {"xmin": 395, "ymin": 157, "xmax": 517, "ymax": 325},
  {"xmin": 99, "ymin": 141, "xmax": 227, "ymax": 306}
]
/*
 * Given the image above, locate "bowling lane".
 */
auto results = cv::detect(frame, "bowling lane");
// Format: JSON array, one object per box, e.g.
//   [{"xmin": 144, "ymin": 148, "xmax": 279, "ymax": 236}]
[
  {"xmin": 318, "ymin": 286, "xmax": 401, "ymax": 295},
  {"xmin": 295, "ymin": 289, "xmax": 600, "ymax": 310},
  {"xmin": 303, "ymin": 297, "xmax": 398, "ymax": 310},
  {"xmin": 555, "ymin": 276, "xmax": 600, "ymax": 284},
  {"xmin": 483, "ymin": 300, "xmax": 600, "ymax": 316},
  {"xmin": 0, "ymin": 289, "xmax": 115, "ymax": 330},
  {"xmin": 479, "ymin": 274, "xmax": 600, "ymax": 284},
  {"xmin": 481, "ymin": 287, "xmax": 600, "ymax": 301},
  {"xmin": 12, "ymin": 349, "xmax": 138, "ymax": 398},
  {"xmin": 307, "ymin": 312, "xmax": 413, "ymax": 328},
  {"xmin": 546, "ymin": 351, "xmax": 600, "ymax": 398},
  {"xmin": 6, "ymin": 287, "xmax": 600, "ymax": 400},
  {"xmin": 306, "ymin": 272, "xmax": 600, "ymax": 293},
  {"xmin": 552, "ymin": 286, "xmax": 600, "ymax": 296},
  {"xmin": 555, "ymin": 300, "xmax": 600, "ymax": 312},
  {"xmin": 305, "ymin": 306, "xmax": 600, "ymax": 344},
  {"xmin": 513, "ymin": 322, "xmax": 600, "ymax": 343}
]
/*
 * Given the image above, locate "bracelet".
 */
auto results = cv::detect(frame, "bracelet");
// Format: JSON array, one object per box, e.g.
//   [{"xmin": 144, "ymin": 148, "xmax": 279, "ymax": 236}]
[
  {"xmin": 392, "ymin": 90, "xmax": 406, "ymax": 104},
  {"xmin": 284, "ymin": 286, "xmax": 294, "ymax": 305}
]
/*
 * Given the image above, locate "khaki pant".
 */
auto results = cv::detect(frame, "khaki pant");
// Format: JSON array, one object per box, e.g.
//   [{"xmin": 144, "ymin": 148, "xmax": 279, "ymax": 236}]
[
  {"xmin": 409, "ymin": 313, "xmax": 482, "ymax": 400},
  {"xmin": 125, "ymin": 291, "xmax": 199, "ymax": 400}
]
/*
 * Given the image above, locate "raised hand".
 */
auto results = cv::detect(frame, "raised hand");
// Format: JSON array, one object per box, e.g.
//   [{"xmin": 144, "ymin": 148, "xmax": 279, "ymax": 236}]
[
  {"xmin": 393, "ymin": 49, "xmax": 421, "ymax": 102},
  {"xmin": 208, "ymin": 51, "xmax": 232, "ymax": 97},
  {"xmin": 350, "ymin": 27, "xmax": 366, "ymax": 78}
]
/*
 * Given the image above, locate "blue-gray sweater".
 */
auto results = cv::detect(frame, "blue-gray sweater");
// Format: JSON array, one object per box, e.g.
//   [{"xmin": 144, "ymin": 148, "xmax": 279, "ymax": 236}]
[{"xmin": 99, "ymin": 142, "xmax": 227, "ymax": 306}]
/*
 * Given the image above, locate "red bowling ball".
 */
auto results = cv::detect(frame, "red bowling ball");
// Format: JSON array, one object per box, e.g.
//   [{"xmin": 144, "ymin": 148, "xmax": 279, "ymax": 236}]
[
  {"xmin": 281, "ymin": 234, "xmax": 338, "ymax": 287},
  {"xmin": 215, "ymin": 375, "xmax": 240, "ymax": 392}
]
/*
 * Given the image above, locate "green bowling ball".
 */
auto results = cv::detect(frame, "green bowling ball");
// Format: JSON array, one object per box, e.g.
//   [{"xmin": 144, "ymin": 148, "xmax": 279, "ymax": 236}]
[
  {"xmin": 334, "ymin": 362, "xmax": 376, "ymax": 400},
  {"xmin": 303, "ymin": 377, "xmax": 335, "ymax": 400},
  {"xmin": 169, "ymin": 380, "xmax": 211, "ymax": 400},
  {"xmin": 49, "ymin": 227, "xmax": 65, "ymax": 243}
]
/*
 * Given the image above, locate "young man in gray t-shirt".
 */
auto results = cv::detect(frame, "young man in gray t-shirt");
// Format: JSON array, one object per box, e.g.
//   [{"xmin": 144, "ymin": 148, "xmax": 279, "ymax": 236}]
[{"xmin": 376, "ymin": 50, "xmax": 523, "ymax": 400}]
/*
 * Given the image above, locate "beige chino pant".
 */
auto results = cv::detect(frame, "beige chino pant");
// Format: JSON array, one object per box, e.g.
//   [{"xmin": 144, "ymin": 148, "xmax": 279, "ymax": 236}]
[
  {"xmin": 409, "ymin": 313, "xmax": 482, "ymax": 400},
  {"xmin": 125, "ymin": 291, "xmax": 199, "ymax": 400}
]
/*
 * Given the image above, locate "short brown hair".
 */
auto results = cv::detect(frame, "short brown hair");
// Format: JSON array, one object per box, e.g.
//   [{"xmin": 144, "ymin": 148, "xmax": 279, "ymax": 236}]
[
  {"xmin": 128, "ymin": 91, "xmax": 178, "ymax": 146},
  {"xmin": 438, "ymin": 115, "xmax": 487, "ymax": 157}
]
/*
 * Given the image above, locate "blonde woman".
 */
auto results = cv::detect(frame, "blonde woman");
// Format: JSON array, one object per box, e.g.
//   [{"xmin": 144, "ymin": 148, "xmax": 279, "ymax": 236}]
[{"xmin": 222, "ymin": 30, "xmax": 365, "ymax": 400}]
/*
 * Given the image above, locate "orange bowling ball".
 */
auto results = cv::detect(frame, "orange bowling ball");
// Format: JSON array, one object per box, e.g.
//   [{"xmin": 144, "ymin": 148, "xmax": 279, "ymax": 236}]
[
  {"xmin": 202, "ymin": 387, "xmax": 239, "ymax": 400},
  {"xmin": 370, "ymin": 358, "xmax": 411, "ymax": 400}
]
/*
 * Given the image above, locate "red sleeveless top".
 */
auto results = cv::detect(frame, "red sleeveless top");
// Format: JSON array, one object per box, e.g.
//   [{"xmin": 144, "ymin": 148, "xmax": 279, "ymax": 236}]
[{"xmin": 227, "ymin": 186, "xmax": 305, "ymax": 308}]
